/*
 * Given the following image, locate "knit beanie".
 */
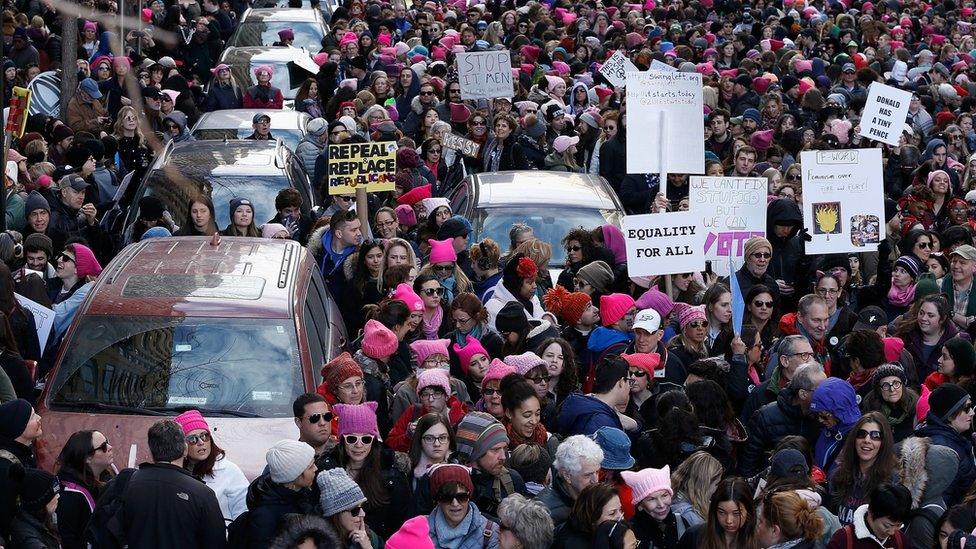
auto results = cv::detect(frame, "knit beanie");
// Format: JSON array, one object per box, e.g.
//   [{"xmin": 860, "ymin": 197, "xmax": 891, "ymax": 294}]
[
  {"xmin": 429, "ymin": 462, "xmax": 475, "ymax": 496},
  {"xmin": 600, "ymin": 293, "xmax": 636, "ymax": 327},
  {"xmin": 621, "ymin": 466, "xmax": 672, "ymax": 504},
  {"xmin": 396, "ymin": 184, "xmax": 432, "ymax": 206},
  {"xmin": 24, "ymin": 191, "xmax": 49, "ymax": 214},
  {"xmin": 522, "ymin": 113, "xmax": 546, "ymax": 139},
  {"xmin": 24, "ymin": 233, "xmax": 52, "ymax": 259},
  {"xmin": 769, "ymin": 448, "xmax": 810, "ymax": 478},
  {"xmin": 743, "ymin": 236, "xmax": 772, "ymax": 259},
  {"xmin": 69, "ymin": 243, "xmax": 102, "ymax": 278},
  {"xmin": 410, "ymin": 338, "xmax": 451, "ymax": 367},
  {"xmin": 675, "ymin": 303, "xmax": 707, "ymax": 330},
  {"xmin": 944, "ymin": 337, "xmax": 976, "ymax": 377},
  {"xmin": 453, "ymin": 335, "xmax": 488, "ymax": 375},
  {"xmin": 397, "ymin": 147, "xmax": 421, "ymax": 170},
  {"xmin": 334, "ymin": 401, "xmax": 380, "ymax": 437},
  {"xmin": 266, "ymin": 439, "xmax": 316, "ymax": 483},
  {"xmin": 502, "ymin": 253, "xmax": 538, "ymax": 292},
  {"xmin": 421, "ymin": 197, "xmax": 450, "ymax": 218},
  {"xmin": 393, "ymin": 283, "xmax": 424, "ymax": 312},
  {"xmin": 635, "ymin": 286, "xmax": 675, "ymax": 318},
  {"xmin": 173, "ymin": 410, "xmax": 210, "ymax": 435},
  {"xmin": 428, "ymin": 238, "xmax": 458, "ymax": 263},
  {"xmin": 316, "ymin": 468, "xmax": 367, "ymax": 517},
  {"xmin": 20, "ymin": 469, "xmax": 60, "ymax": 513},
  {"xmin": 504, "ymin": 351, "xmax": 547, "ymax": 376},
  {"xmin": 915, "ymin": 273, "xmax": 940, "ymax": 300},
  {"xmin": 871, "ymin": 364, "xmax": 907, "ymax": 392},
  {"xmin": 387, "ymin": 516, "xmax": 435, "ymax": 549},
  {"xmin": 543, "ymin": 286, "xmax": 591, "ymax": 326},
  {"xmin": 395, "ymin": 204, "xmax": 418, "ymax": 227},
  {"xmin": 929, "ymin": 383, "xmax": 971, "ymax": 422},
  {"xmin": 577, "ymin": 260, "xmax": 614, "ymax": 293},
  {"xmin": 621, "ymin": 353, "xmax": 662, "ymax": 377},
  {"xmin": 894, "ymin": 255, "xmax": 921, "ymax": 279},
  {"xmin": 0, "ymin": 398, "xmax": 32, "ymax": 439},
  {"xmin": 455, "ymin": 412, "xmax": 509, "ymax": 463},
  {"xmin": 417, "ymin": 368, "xmax": 451, "ymax": 396},
  {"xmin": 323, "ymin": 352, "xmax": 363, "ymax": 393},
  {"xmin": 229, "ymin": 197, "xmax": 253, "ymax": 219},
  {"xmin": 482, "ymin": 359, "xmax": 516, "ymax": 390},
  {"xmin": 495, "ymin": 301, "xmax": 530, "ymax": 333},
  {"xmin": 362, "ymin": 319, "xmax": 399, "ymax": 359},
  {"xmin": 917, "ymin": 384, "xmax": 932, "ymax": 425}
]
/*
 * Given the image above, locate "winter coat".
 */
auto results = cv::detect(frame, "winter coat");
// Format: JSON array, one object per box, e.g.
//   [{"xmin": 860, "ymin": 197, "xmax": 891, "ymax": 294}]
[
  {"xmin": 201, "ymin": 457, "xmax": 249, "ymax": 521},
  {"xmin": 915, "ymin": 412, "xmax": 976, "ymax": 506},
  {"xmin": 203, "ymin": 83, "xmax": 243, "ymax": 111},
  {"xmin": 740, "ymin": 387, "xmax": 820, "ymax": 477},
  {"xmin": 245, "ymin": 473, "xmax": 317, "ymax": 549},
  {"xmin": 9, "ymin": 510, "xmax": 60, "ymax": 549},
  {"xmin": 766, "ymin": 198, "xmax": 808, "ymax": 290},
  {"xmin": 0, "ymin": 435, "xmax": 36, "ymax": 539},
  {"xmin": 825, "ymin": 505, "xmax": 908, "ymax": 549},
  {"xmin": 810, "ymin": 378, "xmax": 859, "ymax": 472},
  {"xmin": 632, "ymin": 509, "xmax": 691, "ymax": 549},
  {"xmin": 553, "ymin": 520, "xmax": 594, "ymax": 549},
  {"xmin": 118, "ymin": 462, "xmax": 227, "ymax": 549},
  {"xmin": 268, "ymin": 514, "xmax": 340, "ymax": 549},
  {"xmin": 898, "ymin": 436, "xmax": 959, "ymax": 549},
  {"xmin": 56, "ymin": 468, "xmax": 103, "ymax": 549},
  {"xmin": 900, "ymin": 323, "xmax": 962, "ymax": 381},
  {"xmin": 481, "ymin": 137, "xmax": 529, "ymax": 172},
  {"xmin": 484, "ymin": 279, "xmax": 546, "ymax": 329},
  {"xmin": 386, "ymin": 397, "xmax": 468, "ymax": 452},
  {"xmin": 470, "ymin": 466, "xmax": 527, "ymax": 521},
  {"xmin": 556, "ymin": 392, "xmax": 623, "ymax": 437},
  {"xmin": 428, "ymin": 502, "xmax": 499, "ymax": 549},
  {"xmin": 598, "ymin": 132, "xmax": 627, "ymax": 192},
  {"xmin": 535, "ymin": 475, "xmax": 575, "ymax": 529},
  {"xmin": 734, "ymin": 264, "xmax": 781, "ymax": 302},
  {"xmin": 243, "ymin": 84, "xmax": 284, "ymax": 109},
  {"xmin": 66, "ymin": 94, "xmax": 109, "ymax": 135},
  {"xmin": 517, "ymin": 134, "xmax": 547, "ymax": 169},
  {"xmin": 163, "ymin": 111, "xmax": 194, "ymax": 143},
  {"xmin": 391, "ymin": 376, "xmax": 472, "ymax": 427}
]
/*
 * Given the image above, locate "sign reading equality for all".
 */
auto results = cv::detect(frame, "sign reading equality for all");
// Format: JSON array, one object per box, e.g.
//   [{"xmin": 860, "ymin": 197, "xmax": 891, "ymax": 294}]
[
  {"xmin": 441, "ymin": 133, "xmax": 481, "ymax": 158},
  {"xmin": 689, "ymin": 176, "xmax": 767, "ymax": 273},
  {"xmin": 456, "ymin": 51, "xmax": 513, "ymax": 100},
  {"xmin": 625, "ymin": 70, "xmax": 704, "ymax": 175},
  {"xmin": 327, "ymin": 141, "xmax": 397, "ymax": 195},
  {"xmin": 858, "ymin": 82, "xmax": 912, "ymax": 146},
  {"xmin": 800, "ymin": 149, "xmax": 886, "ymax": 254},
  {"xmin": 600, "ymin": 50, "xmax": 640, "ymax": 87},
  {"xmin": 623, "ymin": 211, "xmax": 706, "ymax": 276}
]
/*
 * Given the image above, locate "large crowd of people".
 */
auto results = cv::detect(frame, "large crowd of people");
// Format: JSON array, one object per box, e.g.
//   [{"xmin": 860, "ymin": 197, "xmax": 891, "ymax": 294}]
[{"xmin": 4, "ymin": 0, "xmax": 976, "ymax": 546}]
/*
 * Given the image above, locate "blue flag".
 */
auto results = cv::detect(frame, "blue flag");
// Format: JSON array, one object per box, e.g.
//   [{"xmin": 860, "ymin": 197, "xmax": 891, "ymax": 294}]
[{"xmin": 730, "ymin": 256, "xmax": 745, "ymax": 337}]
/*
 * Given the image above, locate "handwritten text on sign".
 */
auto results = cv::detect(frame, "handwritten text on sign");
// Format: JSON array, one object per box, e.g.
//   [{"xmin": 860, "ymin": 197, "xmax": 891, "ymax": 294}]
[
  {"xmin": 600, "ymin": 50, "xmax": 639, "ymax": 87},
  {"xmin": 858, "ymin": 82, "xmax": 911, "ymax": 146},
  {"xmin": 625, "ymin": 71, "xmax": 704, "ymax": 175},
  {"xmin": 328, "ymin": 142, "xmax": 397, "ymax": 195},
  {"xmin": 441, "ymin": 133, "xmax": 481, "ymax": 158},
  {"xmin": 456, "ymin": 51, "xmax": 513, "ymax": 100},
  {"xmin": 689, "ymin": 176, "xmax": 767, "ymax": 271},
  {"xmin": 623, "ymin": 211, "xmax": 706, "ymax": 276}
]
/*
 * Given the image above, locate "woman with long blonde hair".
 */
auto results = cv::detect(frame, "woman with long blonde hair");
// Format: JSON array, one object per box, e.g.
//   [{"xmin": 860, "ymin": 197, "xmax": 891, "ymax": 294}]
[
  {"xmin": 670, "ymin": 450, "xmax": 723, "ymax": 528},
  {"xmin": 111, "ymin": 105, "xmax": 155, "ymax": 178}
]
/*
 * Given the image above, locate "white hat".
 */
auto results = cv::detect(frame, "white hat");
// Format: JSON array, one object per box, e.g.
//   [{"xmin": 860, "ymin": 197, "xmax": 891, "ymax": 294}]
[
  {"xmin": 633, "ymin": 308, "xmax": 662, "ymax": 334},
  {"xmin": 266, "ymin": 440, "xmax": 315, "ymax": 483},
  {"xmin": 4, "ymin": 161, "xmax": 17, "ymax": 183}
]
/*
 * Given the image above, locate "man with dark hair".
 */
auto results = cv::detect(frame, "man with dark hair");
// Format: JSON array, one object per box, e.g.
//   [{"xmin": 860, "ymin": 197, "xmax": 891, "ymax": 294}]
[
  {"xmin": 557, "ymin": 355, "xmax": 629, "ymax": 436},
  {"xmin": 706, "ymin": 108, "xmax": 733, "ymax": 160},
  {"xmin": 293, "ymin": 392, "xmax": 335, "ymax": 461},
  {"xmin": 842, "ymin": 330, "xmax": 886, "ymax": 395},
  {"xmin": 319, "ymin": 209, "xmax": 361, "ymax": 280},
  {"xmin": 268, "ymin": 187, "xmax": 310, "ymax": 245},
  {"xmin": 826, "ymin": 483, "xmax": 911, "ymax": 548},
  {"xmin": 118, "ymin": 420, "xmax": 226, "ymax": 549}
]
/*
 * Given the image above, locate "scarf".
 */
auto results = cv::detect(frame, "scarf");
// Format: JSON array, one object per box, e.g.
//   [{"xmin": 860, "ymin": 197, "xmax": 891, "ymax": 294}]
[
  {"xmin": 888, "ymin": 282, "xmax": 916, "ymax": 307},
  {"xmin": 423, "ymin": 305, "xmax": 444, "ymax": 340},
  {"xmin": 453, "ymin": 322, "xmax": 484, "ymax": 346},
  {"xmin": 847, "ymin": 368, "xmax": 875, "ymax": 393},
  {"xmin": 505, "ymin": 420, "xmax": 548, "ymax": 447},
  {"xmin": 880, "ymin": 401, "xmax": 909, "ymax": 426},
  {"xmin": 430, "ymin": 503, "xmax": 482, "ymax": 549}
]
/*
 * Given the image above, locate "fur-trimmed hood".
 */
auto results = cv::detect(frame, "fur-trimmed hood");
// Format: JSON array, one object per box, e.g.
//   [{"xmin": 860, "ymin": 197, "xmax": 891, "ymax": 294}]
[
  {"xmin": 307, "ymin": 225, "xmax": 329, "ymax": 260},
  {"xmin": 268, "ymin": 514, "xmax": 339, "ymax": 549},
  {"xmin": 897, "ymin": 436, "xmax": 959, "ymax": 507}
]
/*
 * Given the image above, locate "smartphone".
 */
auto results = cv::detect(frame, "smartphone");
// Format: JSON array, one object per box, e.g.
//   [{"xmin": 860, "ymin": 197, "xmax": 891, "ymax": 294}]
[{"xmin": 704, "ymin": 261, "xmax": 712, "ymax": 277}]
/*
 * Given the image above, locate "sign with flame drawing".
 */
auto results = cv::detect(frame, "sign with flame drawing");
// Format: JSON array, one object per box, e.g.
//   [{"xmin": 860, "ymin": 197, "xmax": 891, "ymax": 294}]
[{"xmin": 800, "ymin": 149, "xmax": 885, "ymax": 254}]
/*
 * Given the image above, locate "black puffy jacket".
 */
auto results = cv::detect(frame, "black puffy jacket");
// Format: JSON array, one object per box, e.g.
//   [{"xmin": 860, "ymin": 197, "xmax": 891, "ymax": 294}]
[
  {"xmin": 766, "ymin": 198, "xmax": 809, "ymax": 292},
  {"xmin": 245, "ymin": 473, "xmax": 316, "ymax": 549},
  {"xmin": 740, "ymin": 387, "xmax": 820, "ymax": 477}
]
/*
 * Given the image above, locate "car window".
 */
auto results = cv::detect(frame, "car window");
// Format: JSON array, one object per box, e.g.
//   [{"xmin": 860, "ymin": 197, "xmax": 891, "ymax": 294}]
[
  {"xmin": 243, "ymin": 61, "xmax": 302, "ymax": 99},
  {"xmin": 304, "ymin": 275, "xmax": 331, "ymax": 385},
  {"xmin": 229, "ymin": 21, "xmax": 325, "ymax": 48},
  {"xmin": 449, "ymin": 180, "xmax": 469, "ymax": 215},
  {"xmin": 48, "ymin": 316, "xmax": 302, "ymax": 416},
  {"xmin": 192, "ymin": 128, "xmax": 304, "ymax": 151}
]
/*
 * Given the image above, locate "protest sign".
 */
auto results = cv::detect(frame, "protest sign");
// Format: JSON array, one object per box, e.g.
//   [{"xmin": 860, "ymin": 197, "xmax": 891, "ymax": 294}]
[
  {"xmin": 623, "ymin": 211, "xmax": 706, "ymax": 276},
  {"xmin": 16, "ymin": 293, "xmax": 53, "ymax": 351},
  {"xmin": 441, "ymin": 133, "xmax": 481, "ymax": 158},
  {"xmin": 456, "ymin": 51, "xmax": 513, "ymax": 100},
  {"xmin": 327, "ymin": 141, "xmax": 397, "ymax": 195},
  {"xmin": 649, "ymin": 59, "xmax": 676, "ymax": 72},
  {"xmin": 689, "ymin": 176, "xmax": 767, "ymax": 275},
  {"xmin": 625, "ymin": 71, "xmax": 704, "ymax": 175},
  {"xmin": 859, "ymin": 82, "xmax": 912, "ymax": 146},
  {"xmin": 800, "ymin": 149, "xmax": 886, "ymax": 254},
  {"xmin": 600, "ymin": 50, "xmax": 640, "ymax": 87}
]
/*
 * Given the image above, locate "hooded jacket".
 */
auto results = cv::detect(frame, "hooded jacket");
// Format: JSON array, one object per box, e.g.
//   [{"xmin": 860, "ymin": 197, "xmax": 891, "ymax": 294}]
[
  {"xmin": 810, "ymin": 378, "xmax": 859, "ymax": 472},
  {"xmin": 163, "ymin": 111, "xmax": 194, "ymax": 143},
  {"xmin": 766, "ymin": 198, "xmax": 807, "ymax": 288},
  {"xmin": 915, "ymin": 412, "xmax": 976, "ymax": 506},
  {"xmin": 484, "ymin": 278, "xmax": 545, "ymax": 329},
  {"xmin": 245, "ymin": 473, "xmax": 317, "ymax": 549},
  {"xmin": 557, "ymin": 392, "xmax": 623, "ymax": 437},
  {"xmin": 898, "ymin": 436, "xmax": 959, "ymax": 549},
  {"xmin": 740, "ymin": 387, "xmax": 820, "ymax": 477}
]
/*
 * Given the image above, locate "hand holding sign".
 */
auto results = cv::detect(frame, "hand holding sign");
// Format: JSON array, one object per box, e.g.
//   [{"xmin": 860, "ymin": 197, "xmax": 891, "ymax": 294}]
[{"xmin": 456, "ymin": 51, "xmax": 513, "ymax": 100}]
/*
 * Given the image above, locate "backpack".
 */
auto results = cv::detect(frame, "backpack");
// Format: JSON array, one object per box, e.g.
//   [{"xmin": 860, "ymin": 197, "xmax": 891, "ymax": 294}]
[
  {"xmin": 85, "ymin": 467, "xmax": 137, "ymax": 549},
  {"xmin": 904, "ymin": 503, "xmax": 944, "ymax": 540}
]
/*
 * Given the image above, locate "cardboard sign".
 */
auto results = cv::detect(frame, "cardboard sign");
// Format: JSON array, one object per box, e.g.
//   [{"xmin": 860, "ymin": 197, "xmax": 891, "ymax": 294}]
[
  {"xmin": 649, "ymin": 59, "xmax": 677, "ymax": 72},
  {"xmin": 625, "ymin": 71, "xmax": 704, "ymax": 175},
  {"xmin": 800, "ymin": 149, "xmax": 886, "ymax": 254},
  {"xmin": 600, "ymin": 50, "xmax": 640, "ymax": 87},
  {"xmin": 15, "ymin": 293, "xmax": 53, "ymax": 351},
  {"xmin": 623, "ymin": 211, "xmax": 706, "ymax": 276},
  {"xmin": 5, "ymin": 87, "xmax": 30, "ymax": 137},
  {"xmin": 456, "ymin": 51, "xmax": 513, "ymax": 100},
  {"xmin": 327, "ymin": 141, "xmax": 397, "ymax": 194},
  {"xmin": 441, "ymin": 133, "xmax": 481, "ymax": 158},
  {"xmin": 689, "ymin": 176, "xmax": 767, "ymax": 274},
  {"xmin": 859, "ymin": 82, "xmax": 912, "ymax": 146}
]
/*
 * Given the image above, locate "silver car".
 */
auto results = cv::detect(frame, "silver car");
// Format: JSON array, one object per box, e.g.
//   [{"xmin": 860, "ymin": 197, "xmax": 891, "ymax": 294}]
[
  {"xmin": 190, "ymin": 109, "xmax": 311, "ymax": 151},
  {"xmin": 226, "ymin": 8, "xmax": 328, "ymax": 49}
]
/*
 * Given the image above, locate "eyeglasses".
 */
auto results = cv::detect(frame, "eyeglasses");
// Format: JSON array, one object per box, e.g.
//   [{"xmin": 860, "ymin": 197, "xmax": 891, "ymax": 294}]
[
  {"xmin": 751, "ymin": 252, "xmax": 772, "ymax": 259},
  {"xmin": 525, "ymin": 374, "xmax": 551, "ymax": 384},
  {"xmin": 58, "ymin": 253, "xmax": 75, "ymax": 263},
  {"xmin": 330, "ymin": 131, "xmax": 347, "ymax": 138},
  {"xmin": 916, "ymin": 241, "xmax": 932, "ymax": 249},
  {"xmin": 566, "ymin": 245, "xmax": 582, "ymax": 252},
  {"xmin": 574, "ymin": 278, "xmax": 591, "ymax": 288},
  {"xmin": 689, "ymin": 320, "xmax": 709, "ymax": 328},
  {"xmin": 306, "ymin": 412, "xmax": 334, "ymax": 424},
  {"xmin": 855, "ymin": 429, "xmax": 882, "ymax": 441},
  {"xmin": 344, "ymin": 434, "xmax": 374, "ymax": 446},
  {"xmin": 879, "ymin": 380, "xmax": 903, "ymax": 392},
  {"xmin": 419, "ymin": 389, "xmax": 446, "ymax": 400},
  {"xmin": 752, "ymin": 300, "xmax": 774, "ymax": 308},
  {"xmin": 422, "ymin": 433, "xmax": 450, "ymax": 444},
  {"xmin": 338, "ymin": 379, "xmax": 365, "ymax": 392},
  {"xmin": 432, "ymin": 264, "xmax": 455, "ymax": 273},
  {"xmin": 449, "ymin": 88, "xmax": 461, "ymax": 94},
  {"xmin": 471, "ymin": 120, "xmax": 487, "ymax": 126},
  {"xmin": 186, "ymin": 432, "xmax": 211, "ymax": 445},
  {"xmin": 816, "ymin": 287, "xmax": 841, "ymax": 295},
  {"xmin": 436, "ymin": 492, "xmax": 471, "ymax": 504},
  {"xmin": 628, "ymin": 369, "xmax": 648, "ymax": 378},
  {"xmin": 788, "ymin": 351, "xmax": 816, "ymax": 360},
  {"xmin": 453, "ymin": 315, "xmax": 473, "ymax": 325},
  {"xmin": 376, "ymin": 219, "xmax": 397, "ymax": 229},
  {"xmin": 423, "ymin": 360, "xmax": 450, "ymax": 369}
]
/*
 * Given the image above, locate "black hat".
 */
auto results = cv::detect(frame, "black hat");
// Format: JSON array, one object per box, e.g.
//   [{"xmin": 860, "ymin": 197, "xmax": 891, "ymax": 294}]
[
  {"xmin": 884, "ymin": 198, "xmax": 899, "ymax": 223},
  {"xmin": 769, "ymin": 448, "xmax": 809, "ymax": 478},
  {"xmin": 349, "ymin": 56, "xmax": 369, "ymax": 71},
  {"xmin": 138, "ymin": 196, "xmax": 165, "ymax": 221},
  {"xmin": 65, "ymin": 144, "xmax": 92, "ymax": 170},
  {"xmin": 780, "ymin": 75, "xmax": 798, "ymax": 92},
  {"xmin": 19, "ymin": 469, "xmax": 60, "ymax": 513},
  {"xmin": 735, "ymin": 74, "xmax": 753, "ymax": 88},
  {"xmin": 437, "ymin": 218, "xmax": 468, "ymax": 240},
  {"xmin": 929, "ymin": 383, "xmax": 971, "ymax": 422},
  {"xmin": 871, "ymin": 364, "xmax": 907, "ymax": 391},
  {"xmin": 141, "ymin": 86, "xmax": 162, "ymax": 100},
  {"xmin": 853, "ymin": 306, "xmax": 888, "ymax": 331},
  {"xmin": 0, "ymin": 398, "xmax": 32, "ymax": 439},
  {"xmin": 24, "ymin": 190, "xmax": 50, "ymax": 215},
  {"xmin": 496, "ymin": 301, "xmax": 529, "ymax": 333}
]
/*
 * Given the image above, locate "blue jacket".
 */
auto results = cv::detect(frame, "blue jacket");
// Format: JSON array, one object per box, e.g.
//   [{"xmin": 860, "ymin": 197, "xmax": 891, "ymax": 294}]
[
  {"xmin": 916, "ymin": 413, "xmax": 976, "ymax": 506},
  {"xmin": 587, "ymin": 326, "xmax": 633, "ymax": 354},
  {"xmin": 557, "ymin": 393, "xmax": 622, "ymax": 437},
  {"xmin": 810, "ymin": 377, "xmax": 859, "ymax": 472},
  {"xmin": 318, "ymin": 230, "xmax": 356, "ymax": 279}
]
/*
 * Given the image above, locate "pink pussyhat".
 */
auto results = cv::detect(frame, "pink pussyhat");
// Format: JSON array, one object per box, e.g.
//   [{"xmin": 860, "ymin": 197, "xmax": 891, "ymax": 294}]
[
  {"xmin": 428, "ymin": 238, "xmax": 458, "ymax": 264},
  {"xmin": 393, "ymin": 283, "xmax": 424, "ymax": 312}
]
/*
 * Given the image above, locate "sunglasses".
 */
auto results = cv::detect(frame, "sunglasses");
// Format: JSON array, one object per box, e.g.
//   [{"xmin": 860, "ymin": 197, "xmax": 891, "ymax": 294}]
[
  {"xmin": 92, "ymin": 440, "xmax": 110, "ymax": 453},
  {"xmin": 628, "ymin": 369, "xmax": 648, "ymax": 378},
  {"xmin": 436, "ymin": 492, "xmax": 471, "ymax": 504},
  {"xmin": 59, "ymin": 253, "xmax": 75, "ymax": 263},
  {"xmin": 344, "ymin": 434, "xmax": 374, "ymax": 446},
  {"xmin": 422, "ymin": 287, "xmax": 445, "ymax": 296},
  {"xmin": 186, "ymin": 432, "xmax": 211, "ymax": 445},
  {"xmin": 855, "ymin": 429, "xmax": 882, "ymax": 441},
  {"xmin": 753, "ymin": 300, "xmax": 774, "ymax": 308},
  {"xmin": 482, "ymin": 387, "xmax": 499, "ymax": 396},
  {"xmin": 787, "ymin": 174, "xmax": 801, "ymax": 181},
  {"xmin": 433, "ymin": 264, "xmax": 455, "ymax": 273},
  {"xmin": 345, "ymin": 505, "xmax": 366, "ymax": 516},
  {"xmin": 574, "ymin": 278, "xmax": 591, "ymax": 288},
  {"xmin": 917, "ymin": 242, "xmax": 932, "ymax": 249},
  {"xmin": 307, "ymin": 412, "xmax": 334, "ymax": 424},
  {"xmin": 751, "ymin": 252, "xmax": 772, "ymax": 259},
  {"xmin": 566, "ymin": 245, "xmax": 582, "ymax": 252},
  {"xmin": 689, "ymin": 320, "xmax": 709, "ymax": 328},
  {"xmin": 429, "ymin": 148, "xmax": 442, "ymax": 154},
  {"xmin": 526, "ymin": 374, "xmax": 551, "ymax": 384},
  {"xmin": 420, "ymin": 90, "xmax": 435, "ymax": 96},
  {"xmin": 471, "ymin": 120, "xmax": 487, "ymax": 126},
  {"xmin": 165, "ymin": 123, "xmax": 179, "ymax": 129}
]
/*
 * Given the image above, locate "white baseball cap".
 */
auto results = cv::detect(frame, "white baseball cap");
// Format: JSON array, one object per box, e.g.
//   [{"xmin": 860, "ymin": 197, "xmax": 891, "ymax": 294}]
[{"xmin": 633, "ymin": 308, "xmax": 662, "ymax": 334}]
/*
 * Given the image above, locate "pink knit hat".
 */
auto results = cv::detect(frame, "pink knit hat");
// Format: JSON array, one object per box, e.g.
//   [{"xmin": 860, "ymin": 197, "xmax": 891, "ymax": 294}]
[
  {"xmin": 393, "ymin": 283, "xmax": 424, "ymax": 312},
  {"xmin": 453, "ymin": 335, "xmax": 488, "ymax": 375},
  {"xmin": 417, "ymin": 368, "xmax": 451, "ymax": 396},
  {"xmin": 928, "ymin": 170, "xmax": 950, "ymax": 188},
  {"xmin": 600, "ymin": 293, "xmax": 636, "ymax": 327},
  {"xmin": 334, "ymin": 401, "xmax": 380, "ymax": 437},
  {"xmin": 395, "ymin": 204, "xmax": 417, "ymax": 226},
  {"xmin": 621, "ymin": 465, "xmax": 672, "ymax": 503},
  {"xmin": 387, "ymin": 516, "xmax": 434, "ymax": 549},
  {"xmin": 482, "ymin": 359, "xmax": 515, "ymax": 389},
  {"xmin": 362, "ymin": 319, "xmax": 398, "ymax": 359},
  {"xmin": 69, "ymin": 243, "xmax": 102, "ymax": 278},
  {"xmin": 621, "ymin": 353, "xmax": 662, "ymax": 377},
  {"xmin": 410, "ymin": 338, "xmax": 451, "ymax": 367},
  {"xmin": 545, "ymin": 75, "xmax": 564, "ymax": 91},
  {"xmin": 504, "ymin": 352, "xmax": 546, "ymax": 376},
  {"xmin": 174, "ymin": 410, "xmax": 210, "ymax": 435},
  {"xmin": 676, "ymin": 303, "xmax": 707, "ymax": 330},
  {"xmin": 635, "ymin": 287, "xmax": 675, "ymax": 317},
  {"xmin": 917, "ymin": 384, "xmax": 931, "ymax": 425},
  {"xmin": 428, "ymin": 238, "xmax": 458, "ymax": 264}
]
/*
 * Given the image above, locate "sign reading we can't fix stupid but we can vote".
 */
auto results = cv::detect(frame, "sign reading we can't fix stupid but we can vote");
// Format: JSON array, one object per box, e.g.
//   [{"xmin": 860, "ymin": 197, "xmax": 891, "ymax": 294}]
[{"xmin": 623, "ymin": 211, "xmax": 706, "ymax": 276}]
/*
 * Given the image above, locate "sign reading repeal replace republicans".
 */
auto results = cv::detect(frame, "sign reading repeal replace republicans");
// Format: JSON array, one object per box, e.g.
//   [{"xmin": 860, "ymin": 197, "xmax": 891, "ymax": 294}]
[
  {"xmin": 858, "ymin": 82, "xmax": 912, "ymax": 146},
  {"xmin": 456, "ymin": 51, "xmax": 513, "ymax": 100},
  {"xmin": 623, "ymin": 211, "xmax": 706, "ymax": 276},
  {"xmin": 327, "ymin": 141, "xmax": 397, "ymax": 194}
]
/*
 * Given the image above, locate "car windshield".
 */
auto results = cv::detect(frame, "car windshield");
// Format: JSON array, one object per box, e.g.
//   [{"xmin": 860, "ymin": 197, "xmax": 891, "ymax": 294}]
[
  {"xmin": 48, "ymin": 316, "xmax": 302, "ymax": 416},
  {"xmin": 192, "ymin": 128, "xmax": 304, "ymax": 151},
  {"xmin": 473, "ymin": 207, "xmax": 623, "ymax": 266},
  {"xmin": 237, "ymin": 61, "xmax": 301, "ymax": 99},
  {"xmin": 230, "ymin": 21, "xmax": 324, "ymax": 48}
]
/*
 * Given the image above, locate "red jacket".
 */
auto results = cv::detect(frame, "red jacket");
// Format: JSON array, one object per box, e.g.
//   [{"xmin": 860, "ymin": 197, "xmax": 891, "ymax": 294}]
[{"xmin": 386, "ymin": 397, "xmax": 468, "ymax": 452}]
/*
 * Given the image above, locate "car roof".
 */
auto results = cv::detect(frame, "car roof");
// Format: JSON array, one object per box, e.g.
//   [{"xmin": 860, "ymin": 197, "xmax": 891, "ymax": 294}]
[
  {"xmin": 83, "ymin": 237, "xmax": 311, "ymax": 318},
  {"xmin": 192, "ymin": 109, "xmax": 310, "ymax": 132},
  {"xmin": 151, "ymin": 139, "xmax": 287, "ymax": 178},
  {"xmin": 470, "ymin": 171, "xmax": 620, "ymax": 210},
  {"xmin": 240, "ymin": 7, "xmax": 323, "ymax": 22},
  {"xmin": 220, "ymin": 45, "xmax": 312, "ymax": 63}
]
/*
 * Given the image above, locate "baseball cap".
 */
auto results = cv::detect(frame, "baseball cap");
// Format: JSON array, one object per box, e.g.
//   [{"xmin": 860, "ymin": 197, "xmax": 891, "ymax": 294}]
[
  {"xmin": 633, "ymin": 308, "xmax": 662, "ymax": 334},
  {"xmin": 842, "ymin": 63, "xmax": 856, "ymax": 73},
  {"xmin": 58, "ymin": 174, "xmax": 90, "ymax": 191},
  {"xmin": 853, "ymin": 306, "xmax": 888, "ymax": 331},
  {"xmin": 79, "ymin": 78, "xmax": 102, "ymax": 99},
  {"xmin": 951, "ymin": 244, "xmax": 976, "ymax": 262}
]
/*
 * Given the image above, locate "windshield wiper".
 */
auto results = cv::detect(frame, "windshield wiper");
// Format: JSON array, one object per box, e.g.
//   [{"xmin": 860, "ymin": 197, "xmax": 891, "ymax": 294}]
[
  {"xmin": 147, "ymin": 405, "xmax": 260, "ymax": 418},
  {"xmin": 51, "ymin": 402, "xmax": 168, "ymax": 416}
]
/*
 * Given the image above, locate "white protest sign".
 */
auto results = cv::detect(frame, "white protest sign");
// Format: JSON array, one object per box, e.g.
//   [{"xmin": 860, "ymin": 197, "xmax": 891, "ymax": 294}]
[
  {"xmin": 441, "ymin": 133, "xmax": 481, "ymax": 158},
  {"xmin": 15, "ymin": 293, "xmax": 53, "ymax": 351},
  {"xmin": 649, "ymin": 59, "xmax": 676, "ymax": 72},
  {"xmin": 689, "ymin": 176, "xmax": 767, "ymax": 275},
  {"xmin": 859, "ymin": 82, "xmax": 912, "ymax": 146},
  {"xmin": 456, "ymin": 51, "xmax": 513, "ymax": 100},
  {"xmin": 625, "ymin": 70, "xmax": 704, "ymax": 175},
  {"xmin": 623, "ymin": 211, "xmax": 706, "ymax": 276},
  {"xmin": 600, "ymin": 51, "xmax": 640, "ymax": 87},
  {"xmin": 800, "ymin": 149, "xmax": 886, "ymax": 254}
]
